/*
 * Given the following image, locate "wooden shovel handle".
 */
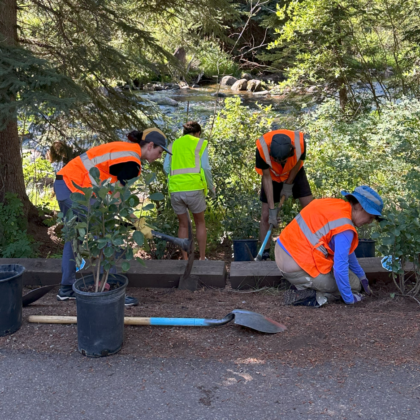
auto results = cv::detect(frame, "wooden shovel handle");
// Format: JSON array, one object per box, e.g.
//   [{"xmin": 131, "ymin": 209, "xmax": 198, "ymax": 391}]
[{"xmin": 28, "ymin": 315, "xmax": 151, "ymax": 325}]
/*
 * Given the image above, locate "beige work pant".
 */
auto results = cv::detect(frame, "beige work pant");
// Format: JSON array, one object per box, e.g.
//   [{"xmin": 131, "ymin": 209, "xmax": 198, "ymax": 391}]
[{"xmin": 275, "ymin": 242, "xmax": 361, "ymax": 295}]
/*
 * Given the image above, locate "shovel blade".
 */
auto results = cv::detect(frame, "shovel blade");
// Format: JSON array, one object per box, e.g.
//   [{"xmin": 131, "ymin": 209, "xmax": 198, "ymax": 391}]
[
  {"xmin": 22, "ymin": 285, "xmax": 57, "ymax": 307},
  {"xmin": 231, "ymin": 309, "xmax": 287, "ymax": 334}
]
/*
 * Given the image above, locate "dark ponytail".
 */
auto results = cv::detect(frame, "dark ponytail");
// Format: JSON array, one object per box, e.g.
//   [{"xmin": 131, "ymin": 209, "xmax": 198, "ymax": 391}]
[
  {"xmin": 183, "ymin": 121, "xmax": 201, "ymax": 135},
  {"xmin": 127, "ymin": 130, "xmax": 160, "ymax": 148},
  {"xmin": 127, "ymin": 130, "xmax": 144, "ymax": 145}
]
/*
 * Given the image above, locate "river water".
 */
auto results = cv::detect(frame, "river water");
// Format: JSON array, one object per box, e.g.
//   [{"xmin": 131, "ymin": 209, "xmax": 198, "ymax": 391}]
[
  {"xmin": 136, "ymin": 84, "xmax": 310, "ymax": 124},
  {"xmin": 22, "ymin": 83, "xmax": 311, "ymax": 158}
]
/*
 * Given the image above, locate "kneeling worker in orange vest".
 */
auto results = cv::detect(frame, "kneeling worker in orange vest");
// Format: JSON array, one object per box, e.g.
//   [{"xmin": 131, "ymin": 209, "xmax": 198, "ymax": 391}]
[
  {"xmin": 54, "ymin": 128, "xmax": 170, "ymax": 306},
  {"xmin": 256, "ymin": 130, "xmax": 313, "ymax": 260},
  {"xmin": 276, "ymin": 186, "xmax": 384, "ymax": 307}
]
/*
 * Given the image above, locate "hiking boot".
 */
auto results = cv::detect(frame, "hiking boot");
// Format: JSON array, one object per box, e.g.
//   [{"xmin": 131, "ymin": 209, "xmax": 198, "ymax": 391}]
[
  {"xmin": 125, "ymin": 295, "xmax": 139, "ymax": 307},
  {"xmin": 57, "ymin": 285, "xmax": 76, "ymax": 301},
  {"xmin": 284, "ymin": 288, "xmax": 316, "ymax": 306},
  {"xmin": 261, "ymin": 250, "xmax": 271, "ymax": 261}
]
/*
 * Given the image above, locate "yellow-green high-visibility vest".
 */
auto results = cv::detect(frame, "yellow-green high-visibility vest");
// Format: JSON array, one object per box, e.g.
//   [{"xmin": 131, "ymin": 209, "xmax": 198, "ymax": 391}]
[{"xmin": 168, "ymin": 134, "xmax": 208, "ymax": 194}]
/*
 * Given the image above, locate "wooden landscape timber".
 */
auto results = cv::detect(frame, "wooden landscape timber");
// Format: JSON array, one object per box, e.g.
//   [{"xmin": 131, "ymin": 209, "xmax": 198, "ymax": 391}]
[
  {"xmin": 0, "ymin": 257, "xmax": 412, "ymax": 290},
  {"xmin": 229, "ymin": 258, "xmax": 415, "ymax": 290},
  {"xmin": 0, "ymin": 259, "xmax": 227, "ymax": 289}
]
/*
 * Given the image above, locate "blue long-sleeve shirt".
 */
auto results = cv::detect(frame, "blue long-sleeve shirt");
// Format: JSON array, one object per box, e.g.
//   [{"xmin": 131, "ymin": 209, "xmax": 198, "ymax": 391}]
[
  {"xmin": 278, "ymin": 230, "xmax": 365, "ymax": 304},
  {"xmin": 329, "ymin": 230, "xmax": 365, "ymax": 304},
  {"xmin": 163, "ymin": 147, "xmax": 215, "ymax": 194}
]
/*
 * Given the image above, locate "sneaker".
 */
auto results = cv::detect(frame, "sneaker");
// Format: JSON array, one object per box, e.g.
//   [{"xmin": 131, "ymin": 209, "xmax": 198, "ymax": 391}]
[
  {"xmin": 261, "ymin": 250, "xmax": 271, "ymax": 261},
  {"xmin": 125, "ymin": 295, "xmax": 139, "ymax": 307},
  {"xmin": 57, "ymin": 285, "xmax": 76, "ymax": 301}
]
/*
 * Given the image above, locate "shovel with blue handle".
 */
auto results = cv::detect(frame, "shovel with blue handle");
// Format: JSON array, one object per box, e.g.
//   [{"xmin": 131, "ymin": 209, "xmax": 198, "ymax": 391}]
[
  {"xmin": 28, "ymin": 309, "xmax": 287, "ymax": 334},
  {"xmin": 255, "ymin": 195, "xmax": 286, "ymax": 261}
]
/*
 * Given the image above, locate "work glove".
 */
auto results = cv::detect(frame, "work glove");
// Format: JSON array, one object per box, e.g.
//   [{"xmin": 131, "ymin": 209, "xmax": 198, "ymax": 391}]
[
  {"xmin": 360, "ymin": 277, "xmax": 372, "ymax": 295},
  {"xmin": 281, "ymin": 183, "xmax": 294, "ymax": 200},
  {"xmin": 268, "ymin": 208, "xmax": 279, "ymax": 228},
  {"xmin": 352, "ymin": 293, "xmax": 363, "ymax": 304},
  {"xmin": 133, "ymin": 218, "xmax": 153, "ymax": 239}
]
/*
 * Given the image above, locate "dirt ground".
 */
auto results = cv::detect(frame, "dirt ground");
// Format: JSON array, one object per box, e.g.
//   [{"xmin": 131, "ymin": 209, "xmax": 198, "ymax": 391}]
[
  {"xmin": 18, "ymin": 220, "xmax": 420, "ymax": 366},
  {"xmin": 2, "ymin": 284, "xmax": 419, "ymax": 367}
]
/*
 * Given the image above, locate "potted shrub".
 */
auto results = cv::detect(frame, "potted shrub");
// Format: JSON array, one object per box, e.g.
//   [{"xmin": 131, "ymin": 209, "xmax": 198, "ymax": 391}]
[
  {"xmin": 223, "ymin": 196, "xmax": 261, "ymax": 261},
  {"xmin": 60, "ymin": 168, "xmax": 158, "ymax": 357}
]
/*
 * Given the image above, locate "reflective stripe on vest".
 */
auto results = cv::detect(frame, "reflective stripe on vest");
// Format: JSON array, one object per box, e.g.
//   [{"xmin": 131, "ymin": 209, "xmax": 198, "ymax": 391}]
[
  {"xmin": 80, "ymin": 150, "xmax": 141, "ymax": 185},
  {"xmin": 294, "ymin": 131, "xmax": 302, "ymax": 161},
  {"xmin": 258, "ymin": 130, "xmax": 302, "ymax": 176},
  {"xmin": 295, "ymin": 213, "xmax": 354, "ymax": 255},
  {"xmin": 169, "ymin": 138, "xmax": 205, "ymax": 176}
]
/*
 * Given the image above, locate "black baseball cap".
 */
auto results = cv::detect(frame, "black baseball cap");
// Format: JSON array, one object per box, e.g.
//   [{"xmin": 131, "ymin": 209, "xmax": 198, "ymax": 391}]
[
  {"xmin": 270, "ymin": 134, "xmax": 294, "ymax": 161},
  {"xmin": 142, "ymin": 128, "xmax": 171, "ymax": 154}
]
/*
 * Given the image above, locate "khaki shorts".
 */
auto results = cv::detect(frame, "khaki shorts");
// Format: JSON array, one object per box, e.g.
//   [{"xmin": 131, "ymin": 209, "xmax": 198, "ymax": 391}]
[
  {"xmin": 275, "ymin": 242, "xmax": 361, "ymax": 294},
  {"xmin": 170, "ymin": 190, "xmax": 206, "ymax": 215}
]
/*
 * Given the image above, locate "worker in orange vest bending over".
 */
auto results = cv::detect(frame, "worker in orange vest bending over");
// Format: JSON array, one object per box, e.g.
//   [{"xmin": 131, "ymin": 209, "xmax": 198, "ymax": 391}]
[
  {"xmin": 256, "ymin": 130, "xmax": 313, "ymax": 260},
  {"xmin": 276, "ymin": 186, "xmax": 384, "ymax": 307},
  {"xmin": 54, "ymin": 128, "xmax": 170, "ymax": 306}
]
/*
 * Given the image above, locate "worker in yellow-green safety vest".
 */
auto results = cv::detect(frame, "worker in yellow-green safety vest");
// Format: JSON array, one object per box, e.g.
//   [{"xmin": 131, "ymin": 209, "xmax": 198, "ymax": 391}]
[{"xmin": 163, "ymin": 121, "xmax": 215, "ymax": 260}]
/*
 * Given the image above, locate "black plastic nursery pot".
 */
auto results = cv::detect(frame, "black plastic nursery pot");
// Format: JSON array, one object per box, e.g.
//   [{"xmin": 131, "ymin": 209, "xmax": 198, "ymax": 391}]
[
  {"xmin": 0, "ymin": 264, "xmax": 25, "ymax": 337},
  {"xmin": 355, "ymin": 239, "xmax": 376, "ymax": 258},
  {"xmin": 73, "ymin": 274, "xmax": 128, "ymax": 358},
  {"xmin": 233, "ymin": 239, "xmax": 258, "ymax": 262}
]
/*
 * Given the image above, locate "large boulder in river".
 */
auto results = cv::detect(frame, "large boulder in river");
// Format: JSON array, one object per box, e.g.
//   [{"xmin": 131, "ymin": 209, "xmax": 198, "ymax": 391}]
[
  {"xmin": 231, "ymin": 79, "xmax": 248, "ymax": 91},
  {"xmin": 147, "ymin": 95, "xmax": 179, "ymax": 107},
  {"xmin": 155, "ymin": 97, "xmax": 179, "ymax": 107},
  {"xmin": 241, "ymin": 72, "xmax": 253, "ymax": 81},
  {"xmin": 220, "ymin": 76, "xmax": 237, "ymax": 87},
  {"xmin": 247, "ymin": 79, "xmax": 263, "ymax": 92}
]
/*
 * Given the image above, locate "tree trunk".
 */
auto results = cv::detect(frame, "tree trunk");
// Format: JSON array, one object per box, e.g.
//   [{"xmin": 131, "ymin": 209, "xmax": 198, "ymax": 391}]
[
  {"xmin": 339, "ymin": 84, "xmax": 348, "ymax": 110},
  {"xmin": 0, "ymin": 0, "xmax": 35, "ymax": 217}
]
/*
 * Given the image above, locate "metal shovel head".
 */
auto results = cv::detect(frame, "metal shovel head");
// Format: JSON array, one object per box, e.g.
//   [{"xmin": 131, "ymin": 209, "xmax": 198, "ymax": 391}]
[
  {"xmin": 178, "ymin": 217, "xmax": 198, "ymax": 291},
  {"xmin": 231, "ymin": 309, "xmax": 287, "ymax": 334},
  {"xmin": 22, "ymin": 285, "xmax": 57, "ymax": 307}
]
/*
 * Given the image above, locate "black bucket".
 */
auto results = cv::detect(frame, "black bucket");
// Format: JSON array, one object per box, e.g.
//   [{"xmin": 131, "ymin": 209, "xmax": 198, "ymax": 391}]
[
  {"xmin": 233, "ymin": 239, "xmax": 258, "ymax": 261},
  {"xmin": 73, "ymin": 274, "xmax": 128, "ymax": 357},
  {"xmin": 355, "ymin": 239, "xmax": 376, "ymax": 258},
  {"xmin": 0, "ymin": 264, "xmax": 25, "ymax": 337}
]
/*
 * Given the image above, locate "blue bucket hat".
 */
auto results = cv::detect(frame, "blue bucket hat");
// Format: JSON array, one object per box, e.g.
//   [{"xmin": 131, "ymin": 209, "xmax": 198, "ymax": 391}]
[{"xmin": 341, "ymin": 186, "xmax": 384, "ymax": 219}]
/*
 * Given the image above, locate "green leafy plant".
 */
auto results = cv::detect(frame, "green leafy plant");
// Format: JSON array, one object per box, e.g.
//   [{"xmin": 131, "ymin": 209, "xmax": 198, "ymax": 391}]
[
  {"xmin": 222, "ymin": 195, "xmax": 261, "ymax": 239},
  {"xmin": 208, "ymin": 97, "xmax": 275, "ymax": 239},
  {"xmin": 373, "ymin": 198, "xmax": 420, "ymax": 298},
  {"xmin": 60, "ymin": 168, "xmax": 162, "ymax": 292},
  {"xmin": 0, "ymin": 193, "xmax": 35, "ymax": 258},
  {"xmin": 23, "ymin": 155, "xmax": 58, "ymax": 210}
]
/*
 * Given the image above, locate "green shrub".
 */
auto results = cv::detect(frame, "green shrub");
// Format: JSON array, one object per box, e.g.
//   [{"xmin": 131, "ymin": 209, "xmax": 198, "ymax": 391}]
[
  {"xmin": 302, "ymin": 97, "xmax": 420, "ymax": 203},
  {"xmin": 373, "ymin": 198, "xmax": 420, "ymax": 297},
  {"xmin": 23, "ymin": 155, "xmax": 58, "ymax": 210},
  {"xmin": 0, "ymin": 193, "xmax": 35, "ymax": 258}
]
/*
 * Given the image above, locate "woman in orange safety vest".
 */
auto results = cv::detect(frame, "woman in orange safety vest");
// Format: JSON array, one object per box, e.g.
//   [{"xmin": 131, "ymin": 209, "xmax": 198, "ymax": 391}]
[
  {"xmin": 54, "ymin": 128, "xmax": 170, "ymax": 306},
  {"xmin": 276, "ymin": 186, "xmax": 384, "ymax": 307}
]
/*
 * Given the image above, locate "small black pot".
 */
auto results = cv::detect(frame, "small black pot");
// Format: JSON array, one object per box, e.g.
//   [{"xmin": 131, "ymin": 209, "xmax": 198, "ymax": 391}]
[
  {"xmin": 233, "ymin": 239, "xmax": 258, "ymax": 261},
  {"xmin": 73, "ymin": 274, "xmax": 128, "ymax": 357},
  {"xmin": 355, "ymin": 239, "xmax": 376, "ymax": 258},
  {"xmin": 0, "ymin": 264, "xmax": 25, "ymax": 337}
]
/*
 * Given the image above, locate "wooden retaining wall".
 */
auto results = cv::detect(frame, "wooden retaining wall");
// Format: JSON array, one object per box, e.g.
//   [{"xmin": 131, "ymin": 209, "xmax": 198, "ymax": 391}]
[{"xmin": 0, "ymin": 257, "xmax": 405, "ymax": 290}]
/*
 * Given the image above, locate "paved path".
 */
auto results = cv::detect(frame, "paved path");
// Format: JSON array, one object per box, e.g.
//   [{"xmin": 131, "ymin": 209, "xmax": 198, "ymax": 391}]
[{"xmin": 0, "ymin": 349, "xmax": 419, "ymax": 419}]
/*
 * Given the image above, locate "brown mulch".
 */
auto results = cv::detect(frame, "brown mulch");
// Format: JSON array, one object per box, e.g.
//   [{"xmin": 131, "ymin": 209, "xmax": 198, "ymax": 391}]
[{"xmin": 2, "ymin": 285, "xmax": 419, "ymax": 367}]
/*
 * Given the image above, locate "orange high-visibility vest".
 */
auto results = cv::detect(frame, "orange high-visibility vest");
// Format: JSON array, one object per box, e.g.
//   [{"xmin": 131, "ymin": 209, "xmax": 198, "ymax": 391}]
[
  {"xmin": 279, "ymin": 198, "xmax": 359, "ymax": 277},
  {"xmin": 255, "ymin": 129, "xmax": 305, "ymax": 183},
  {"xmin": 58, "ymin": 142, "xmax": 142, "ymax": 193}
]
